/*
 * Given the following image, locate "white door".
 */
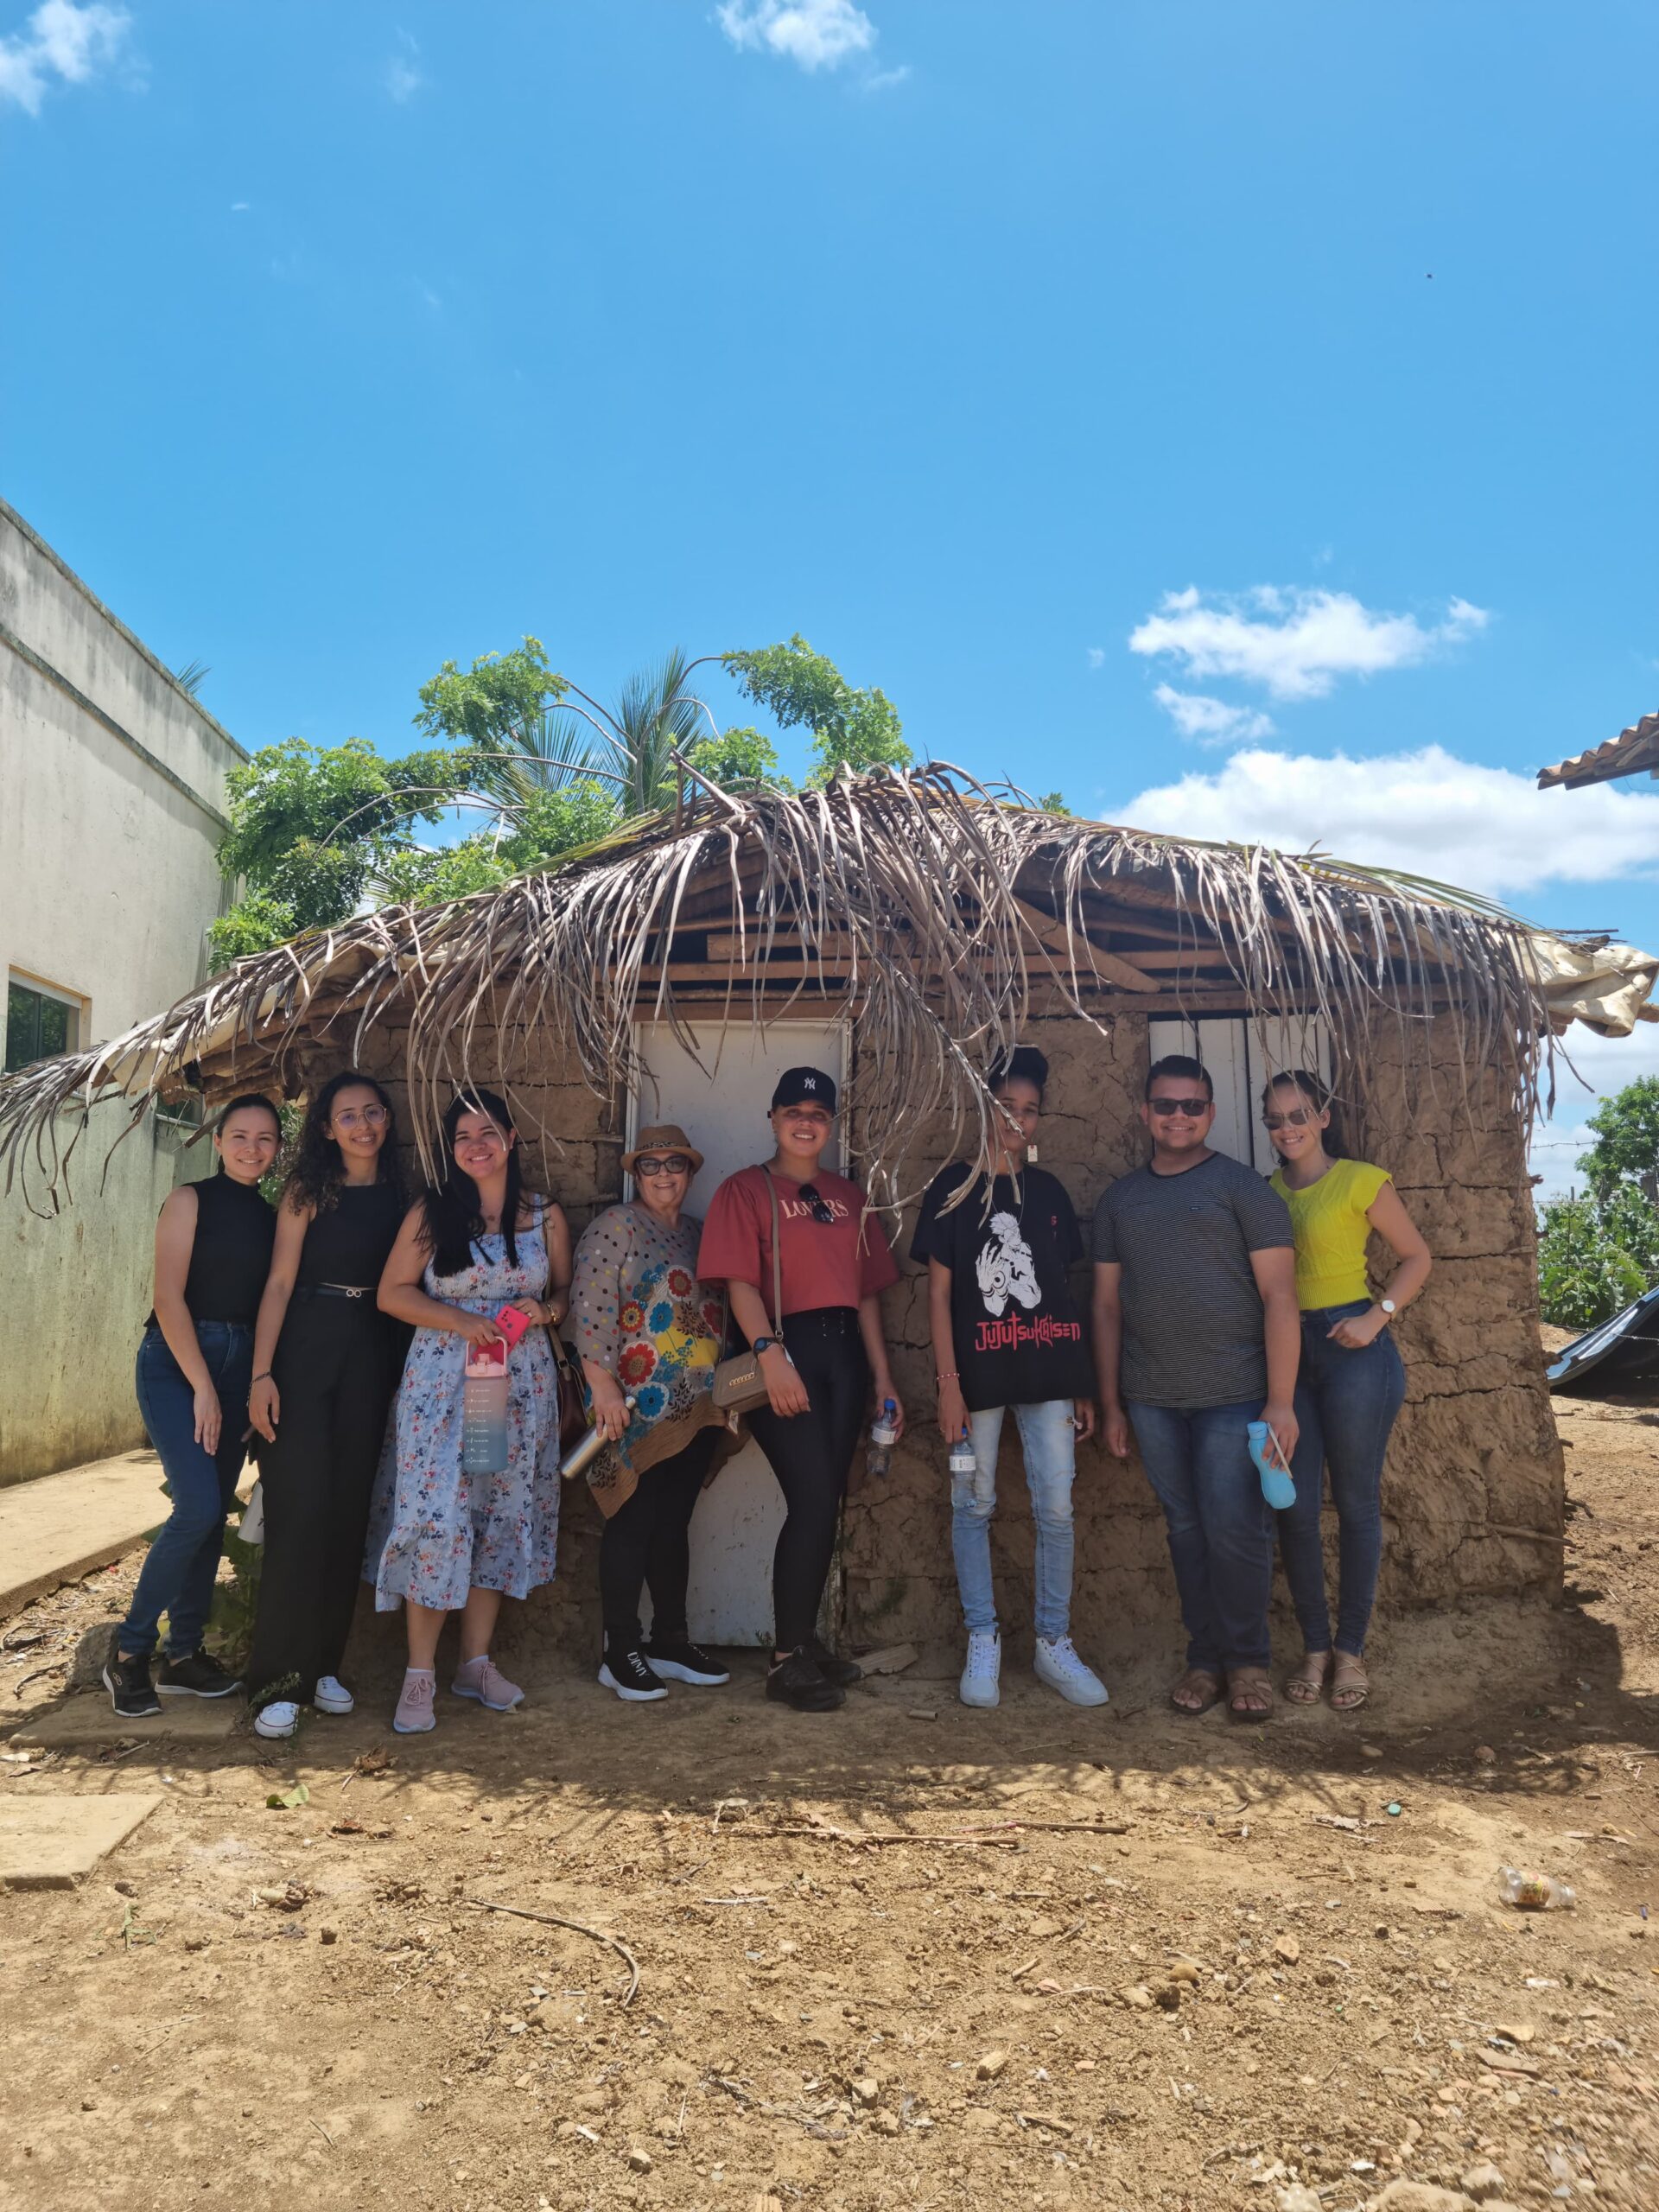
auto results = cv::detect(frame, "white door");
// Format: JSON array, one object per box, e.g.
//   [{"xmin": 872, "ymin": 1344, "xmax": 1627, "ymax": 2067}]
[
  {"xmin": 1149, "ymin": 1015, "xmax": 1331, "ymax": 1173},
  {"xmin": 630, "ymin": 1017, "xmax": 848, "ymax": 1645}
]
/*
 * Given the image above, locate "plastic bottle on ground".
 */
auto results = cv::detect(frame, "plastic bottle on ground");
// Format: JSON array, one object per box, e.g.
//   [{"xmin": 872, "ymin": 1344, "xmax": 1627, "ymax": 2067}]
[{"xmin": 1498, "ymin": 1866, "xmax": 1577, "ymax": 1910}]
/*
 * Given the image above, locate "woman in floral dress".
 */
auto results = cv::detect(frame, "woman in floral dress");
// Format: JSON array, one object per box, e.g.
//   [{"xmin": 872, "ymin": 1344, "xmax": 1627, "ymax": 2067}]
[
  {"xmin": 572, "ymin": 1123, "xmax": 728, "ymax": 1702},
  {"xmin": 368, "ymin": 1090, "xmax": 572, "ymax": 1734}
]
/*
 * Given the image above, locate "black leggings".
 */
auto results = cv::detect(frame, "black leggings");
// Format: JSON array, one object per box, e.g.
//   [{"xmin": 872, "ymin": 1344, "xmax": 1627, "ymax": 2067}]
[
  {"xmin": 245, "ymin": 1294, "xmax": 406, "ymax": 1703},
  {"xmin": 598, "ymin": 1426, "xmax": 721, "ymax": 1646},
  {"xmin": 745, "ymin": 1308, "xmax": 870, "ymax": 1651}
]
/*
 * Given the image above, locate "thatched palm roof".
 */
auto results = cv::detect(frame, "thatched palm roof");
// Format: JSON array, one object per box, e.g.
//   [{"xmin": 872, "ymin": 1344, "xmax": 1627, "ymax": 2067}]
[{"xmin": 0, "ymin": 766, "xmax": 1573, "ymax": 1207}]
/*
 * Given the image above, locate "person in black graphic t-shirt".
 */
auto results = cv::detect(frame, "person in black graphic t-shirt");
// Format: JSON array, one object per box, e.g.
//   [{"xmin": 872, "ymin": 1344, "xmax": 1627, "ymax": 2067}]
[{"xmin": 911, "ymin": 1047, "xmax": 1106, "ymax": 1712}]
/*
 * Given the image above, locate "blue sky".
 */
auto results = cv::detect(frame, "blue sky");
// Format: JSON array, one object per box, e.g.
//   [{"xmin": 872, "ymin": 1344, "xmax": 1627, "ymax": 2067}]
[{"xmin": 4, "ymin": 0, "xmax": 1657, "ymax": 1187}]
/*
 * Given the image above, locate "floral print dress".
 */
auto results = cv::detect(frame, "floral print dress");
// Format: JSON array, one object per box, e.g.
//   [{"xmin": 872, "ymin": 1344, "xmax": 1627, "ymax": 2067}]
[
  {"xmin": 365, "ymin": 1213, "xmax": 560, "ymax": 1611},
  {"xmin": 571, "ymin": 1204, "xmax": 725, "ymax": 1516}
]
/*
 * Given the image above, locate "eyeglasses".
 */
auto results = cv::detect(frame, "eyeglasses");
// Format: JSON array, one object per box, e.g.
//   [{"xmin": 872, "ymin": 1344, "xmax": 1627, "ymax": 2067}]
[
  {"xmin": 1147, "ymin": 1096, "xmax": 1210, "ymax": 1117},
  {"xmin": 798, "ymin": 1183, "xmax": 837, "ymax": 1225},
  {"xmin": 1262, "ymin": 1106, "xmax": 1318, "ymax": 1131},
  {"xmin": 634, "ymin": 1154, "xmax": 691, "ymax": 1179},
  {"xmin": 333, "ymin": 1106, "xmax": 388, "ymax": 1131}
]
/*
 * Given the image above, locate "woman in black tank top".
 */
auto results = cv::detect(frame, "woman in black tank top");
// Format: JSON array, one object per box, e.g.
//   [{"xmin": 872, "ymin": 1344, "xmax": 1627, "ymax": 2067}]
[
  {"xmin": 245, "ymin": 1071, "xmax": 410, "ymax": 1738},
  {"xmin": 104, "ymin": 1096, "xmax": 281, "ymax": 1721}
]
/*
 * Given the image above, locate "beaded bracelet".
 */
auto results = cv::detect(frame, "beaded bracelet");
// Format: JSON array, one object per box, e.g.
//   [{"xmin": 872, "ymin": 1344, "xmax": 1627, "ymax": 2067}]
[{"xmin": 936, "ymin": 1370, "xmax": 961, "ymax": 1383}]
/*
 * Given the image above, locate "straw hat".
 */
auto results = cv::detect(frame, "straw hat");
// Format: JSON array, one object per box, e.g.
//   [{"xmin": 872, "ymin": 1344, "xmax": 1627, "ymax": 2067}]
[{"xmin": 620, "ymin": 1122, "xmax": 704, "ymax": 1176}]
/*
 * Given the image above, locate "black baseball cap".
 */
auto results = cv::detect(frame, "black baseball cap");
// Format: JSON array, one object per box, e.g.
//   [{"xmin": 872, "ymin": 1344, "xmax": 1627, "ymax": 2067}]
[{"xmin": 771, "ymin": 1066, "xmax": 837, "ymax": 1113}]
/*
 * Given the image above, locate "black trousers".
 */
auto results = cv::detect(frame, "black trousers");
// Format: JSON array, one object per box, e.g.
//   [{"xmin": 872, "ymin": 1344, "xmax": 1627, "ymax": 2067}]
[
  {"xmin": 745, "ymin": 1308, "xmax": 870, "ymax": 1652},
  {"xmin": 245, "ymin": 1294, "xmax": 406, "ymax": 1703},
  {"xmin": 598, "ymin": 1425, "xmax": 721, "ymax": 1646}
]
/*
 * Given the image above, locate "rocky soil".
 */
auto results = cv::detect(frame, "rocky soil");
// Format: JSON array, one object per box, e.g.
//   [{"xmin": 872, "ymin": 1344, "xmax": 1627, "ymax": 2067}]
[{"xmin": 0, "ymin": 1363, "xmax": 1654, "ymax": 2212}]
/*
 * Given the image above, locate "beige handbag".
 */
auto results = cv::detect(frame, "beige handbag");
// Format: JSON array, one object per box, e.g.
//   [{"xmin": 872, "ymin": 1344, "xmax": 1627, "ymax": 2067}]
[{"xmin": 711, "ymin": 1170, "xmax": 785, "ymax": 1415}]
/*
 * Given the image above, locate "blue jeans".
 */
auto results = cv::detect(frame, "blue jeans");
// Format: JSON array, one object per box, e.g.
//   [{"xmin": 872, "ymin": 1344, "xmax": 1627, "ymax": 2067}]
[
  {"xmin": 1279, "ymin": 1302, "xmax": 1406, "ymax": 1657},
  {"xmin": 953, "ymin": 1400, "xmax": 1077, "ymax": 1643},
  {"xmin": 1128, "ymin": 1398, "xmax": 1274, "ymax": 1672},
  {"xmin": 120, "ymin": 1322, "xmax": 254, "ymax": 1661}
]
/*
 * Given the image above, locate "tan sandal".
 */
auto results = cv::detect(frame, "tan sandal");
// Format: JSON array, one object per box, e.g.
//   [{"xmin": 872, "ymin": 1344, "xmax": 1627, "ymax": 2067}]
[
  {"xmin": 1169, "ymin": 1667, "xmax": 1224, "ymax": 1716},
  {"xmin": 1285, "ymin": 1651, "xmax": 1331, "ymax": 1705},
  {"xmin": 1330, "ymin": 1655, "xmax": 1370, "ymax": 1712}
]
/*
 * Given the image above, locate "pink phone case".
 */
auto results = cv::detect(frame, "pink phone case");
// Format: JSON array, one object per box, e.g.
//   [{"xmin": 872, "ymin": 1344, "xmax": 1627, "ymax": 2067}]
[{"xmin": 493, "ymin": 1304, "xmax": 531, "ymax": 1348}]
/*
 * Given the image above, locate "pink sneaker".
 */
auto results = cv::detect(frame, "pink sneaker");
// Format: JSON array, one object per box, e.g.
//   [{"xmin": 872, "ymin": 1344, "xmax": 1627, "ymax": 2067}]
[
  {"xmin": 452, "ymin": 1656, "xmax": 524, "ymax": 1712},
  {"xmin": 392, "ymin": 1669, "xmax": 436, "ymax": 1734}
]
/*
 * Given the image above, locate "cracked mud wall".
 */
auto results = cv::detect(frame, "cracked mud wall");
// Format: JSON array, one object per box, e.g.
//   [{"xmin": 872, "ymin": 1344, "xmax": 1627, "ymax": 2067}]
[{"xmin": 336, "ymin": 1001, "xmax": 1561, "ymax": 1664}]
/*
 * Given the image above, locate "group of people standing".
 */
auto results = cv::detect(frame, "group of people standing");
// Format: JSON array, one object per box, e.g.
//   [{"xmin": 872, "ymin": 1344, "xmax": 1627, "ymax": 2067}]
[{"xmin": 103, "ymin": 1041, "xmax": 1429, "ymax": 1732}]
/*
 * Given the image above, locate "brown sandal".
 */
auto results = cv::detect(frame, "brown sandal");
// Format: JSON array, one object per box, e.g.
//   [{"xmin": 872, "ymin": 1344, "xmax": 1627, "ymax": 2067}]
[
  {"xmin": 1226, "ymin": 1668, "xmax": 1274, "ymax": 1724},
  {"xmin": 1285, "ymin": 1651, "xmax": 1331, "ymax": 1705},
  {"xmin": 1330, "ymin": 1656, "xmax": 1370, "ymax": 1712},
  {"xmin": 1169, "ymin": 1668, "xmax": 1224, "ymax": 1716}
]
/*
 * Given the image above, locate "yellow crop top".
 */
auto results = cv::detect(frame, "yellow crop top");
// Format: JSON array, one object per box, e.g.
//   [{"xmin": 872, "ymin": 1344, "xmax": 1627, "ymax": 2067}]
[{"xmin": 1268, "ymin": 1157, "xmax": 1392, "ymax": 1311}]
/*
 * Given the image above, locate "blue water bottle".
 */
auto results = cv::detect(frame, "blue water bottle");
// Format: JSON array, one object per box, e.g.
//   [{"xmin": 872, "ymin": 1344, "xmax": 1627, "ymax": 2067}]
[{"xmin": 1246, "ymin": 1420, "xmax": 1296, "ymax": 1509}]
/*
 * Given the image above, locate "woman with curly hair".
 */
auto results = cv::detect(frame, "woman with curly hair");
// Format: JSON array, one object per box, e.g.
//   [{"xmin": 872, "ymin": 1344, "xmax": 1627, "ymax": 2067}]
[
  {"xmin": 366, "ymin": 1090, "xmax": 571, "ymax": 1735},
  {"xmin": 571, "ymin": 1125, "xmax": 728, "ymax": 1702},
  {"xmin": 245, "ymin": 1071, "xmax": 409, "ymax": 1739}
]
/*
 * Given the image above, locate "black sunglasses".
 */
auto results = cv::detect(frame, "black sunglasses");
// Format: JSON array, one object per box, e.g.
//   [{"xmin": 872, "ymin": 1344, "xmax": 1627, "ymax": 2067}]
[
  {"xmin": 1147, "ymin": 1096, "xmax": 1210, "ymax": 1117},
  {"xmin": 634, "ymin": 1154, "xmax": 692, "ymax": 1178},
  {"xmin": 798, "ymin": 1183, "xmax": 836, "ymax": 1225}
]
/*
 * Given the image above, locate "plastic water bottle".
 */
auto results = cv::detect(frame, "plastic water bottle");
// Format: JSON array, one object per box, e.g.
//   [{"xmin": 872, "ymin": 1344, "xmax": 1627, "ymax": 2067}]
[
  {"xmin": 868, "ymin": 1399, "xmax": 899, "ymax": 1479},
  {"xmin": 1498, "ymin": 1866, "xmax": 1577, "ymax": 1911},
  {"xmin": 948, "ymin": 1427, "xmax": 977, "ymax": 1478},
  {"xmin": 462, "ymin": 1342, "xmax": 511, "ymax": 1474}
]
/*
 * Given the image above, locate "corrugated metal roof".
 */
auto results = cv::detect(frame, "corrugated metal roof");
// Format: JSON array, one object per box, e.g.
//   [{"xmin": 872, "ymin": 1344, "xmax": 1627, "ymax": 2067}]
[{"xmin": 1537, "ymin": 709, "xmax": 1659, "ymax": 790}]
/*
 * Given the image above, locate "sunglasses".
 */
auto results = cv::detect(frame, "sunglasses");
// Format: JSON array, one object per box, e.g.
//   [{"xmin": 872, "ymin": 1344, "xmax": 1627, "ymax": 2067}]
[
  {"xmin": 1147, "ymin": 1096, "xmax": 1210, "ymax": 1117},
  {"xmin": 1262, "ymin": 1106, "xmax": 1319, "ymax": 1131},
  {"xmin": 634, "ymin": 1154, "xmax": 692, "ymax": 1179},
  {"xmin": 798, "ymin": 1183, "xmax": 837, "ymax": 1225}
]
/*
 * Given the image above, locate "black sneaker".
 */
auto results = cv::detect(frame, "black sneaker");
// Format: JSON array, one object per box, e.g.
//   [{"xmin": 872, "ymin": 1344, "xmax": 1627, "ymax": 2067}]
[
  {"xmin": 102, "ymin": 1647, "xmax": 162, "ymax": 1719},
  {"xmin": 806, "ymin": 1635, "xmax": 862, "ymax": 1688},
  {"xmin": 642, "ymin": 1637, "xmax": 730, "ymax": 1687},
  {"xmin": 597, "ymin": 1645, "xmax": 669, "ymax": 1703},
  {"xmin": 156, "ymin": 1649, "xmax": 243, "ymax": 1699},
  {"xmin": 766, "ymin": 1647, "xmax": 844, "ymax": 1712}
]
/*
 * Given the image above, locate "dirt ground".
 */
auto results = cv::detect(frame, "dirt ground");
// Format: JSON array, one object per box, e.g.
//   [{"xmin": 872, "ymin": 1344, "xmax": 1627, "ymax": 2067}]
[{"xmin": 3, "ymin": 1358, "xmax": 1656, "ymax": 2212}]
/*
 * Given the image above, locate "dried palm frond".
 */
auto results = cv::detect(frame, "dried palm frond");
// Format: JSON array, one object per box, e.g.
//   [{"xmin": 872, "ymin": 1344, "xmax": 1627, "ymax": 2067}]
[{"xmin": 0, "ymin": 766, "xmax": 1558, "ymax": 1213}]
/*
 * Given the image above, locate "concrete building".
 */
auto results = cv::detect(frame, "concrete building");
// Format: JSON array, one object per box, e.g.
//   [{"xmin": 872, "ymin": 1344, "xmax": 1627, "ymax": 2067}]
[{"xmin": 0, "ymin": 498, "xmax": 245, "ymax": 1484}]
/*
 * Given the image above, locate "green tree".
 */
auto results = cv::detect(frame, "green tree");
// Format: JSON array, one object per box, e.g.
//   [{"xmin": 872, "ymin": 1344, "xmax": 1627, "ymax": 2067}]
[
  {"xmin": 414, "ymin": 636, "xmax": 567, "ymax": 752},
  {"xmin": 680, "ymin": 725, "xmax": 788, "ymax": 793},
  {"xmin": 1537, "ymin": 1182, "xmax": 1659, "ymax": 1329},
  {"xmin": 1577, "ymin": 1075, "xmax": 1659, "ymax": 1200},
  {"xmin": 724, "ymin": 634, "xmax": 912, "ymax": 785}
]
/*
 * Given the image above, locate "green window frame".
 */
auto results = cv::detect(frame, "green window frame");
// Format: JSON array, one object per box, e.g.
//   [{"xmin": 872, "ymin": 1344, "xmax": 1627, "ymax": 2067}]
[{"xmin": 5, "ymin": 976, "xmax": 80, "ymax": 1075}]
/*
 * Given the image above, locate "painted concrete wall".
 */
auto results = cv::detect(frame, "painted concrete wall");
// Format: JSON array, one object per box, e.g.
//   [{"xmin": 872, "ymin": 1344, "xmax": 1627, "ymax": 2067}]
[{"xmin": 0, "ymin": 499, "xmax": 245, "ymax": 1484}]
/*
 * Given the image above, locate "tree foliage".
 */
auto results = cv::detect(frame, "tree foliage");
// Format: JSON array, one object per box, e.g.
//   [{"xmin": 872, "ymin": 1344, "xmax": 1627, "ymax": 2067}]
[
  {"xmin": 1577, "ymin": 1075, "xmax": 1659, "ymax": 1200},
  {"xmin": 1538, "ymin": 1182, "xmax": 1659, "ymax": 1330},
  {"xmin": 209, "ymin": 634, "xmax": 906, "ymax": 972},
  {"xmin": 724, "ymin": 634, "xmax": 912, "ymax": 785}
]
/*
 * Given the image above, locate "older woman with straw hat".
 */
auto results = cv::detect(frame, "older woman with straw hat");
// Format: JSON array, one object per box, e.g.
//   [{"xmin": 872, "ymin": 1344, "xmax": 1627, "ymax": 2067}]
[{"xmin": 571, "ymin": 1124, "xmax": 730, "ymax": 1702}]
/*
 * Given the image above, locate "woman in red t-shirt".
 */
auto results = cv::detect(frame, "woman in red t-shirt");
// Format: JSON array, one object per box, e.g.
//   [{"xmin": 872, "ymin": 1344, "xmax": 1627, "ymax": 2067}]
[{"xmin": 696, "ymin": 1066, "xmax": 902, "ymax": 1712}]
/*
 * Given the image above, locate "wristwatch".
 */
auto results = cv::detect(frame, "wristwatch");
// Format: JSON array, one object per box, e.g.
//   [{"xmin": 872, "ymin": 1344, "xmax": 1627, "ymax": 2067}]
[
  {"xmin": 753, "ymin": 1335, "xmax": 779, "ymax": 1356},
  {"xmin": 1378, "ymin": 1299, "xmax": 1396, "ymax": 1317}
]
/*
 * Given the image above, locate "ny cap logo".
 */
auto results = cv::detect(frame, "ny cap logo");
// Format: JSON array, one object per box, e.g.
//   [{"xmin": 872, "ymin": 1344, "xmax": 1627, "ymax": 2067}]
[{"xmin": 803, "ymin": 1076, "xmax": 817, "ymax": 1090}]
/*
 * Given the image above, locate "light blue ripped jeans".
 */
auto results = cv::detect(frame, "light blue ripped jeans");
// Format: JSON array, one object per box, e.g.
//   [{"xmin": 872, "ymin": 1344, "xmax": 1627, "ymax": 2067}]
[{"xmin": 952, "ymin": 1400, "xmax": 1077, "ymax": 1643}]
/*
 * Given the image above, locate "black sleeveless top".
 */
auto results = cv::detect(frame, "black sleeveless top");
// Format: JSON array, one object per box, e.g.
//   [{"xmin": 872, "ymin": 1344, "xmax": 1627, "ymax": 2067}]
[
  {"xmin": 296, "ymin": 1180, "xmax": 405, "ymax": 1290},
  {"xmin": 147, "ymin": 1174, "xmax": 276, "ymax": 1331}
]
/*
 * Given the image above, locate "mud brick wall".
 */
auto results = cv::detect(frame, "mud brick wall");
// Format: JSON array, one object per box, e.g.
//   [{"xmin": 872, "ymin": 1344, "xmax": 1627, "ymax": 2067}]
[{"xmin": 316, "ymin": 997, "xmax": 1561, "ymax": 1669}]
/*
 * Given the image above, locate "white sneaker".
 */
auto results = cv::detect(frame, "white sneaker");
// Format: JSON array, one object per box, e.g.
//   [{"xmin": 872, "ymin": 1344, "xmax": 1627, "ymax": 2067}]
[
  {"xmin": 253, "ymin": 1699, "xmax": 301, "ymax": 1739},
  {"xmin": 958, "ymin": 1628, "xmax": 1001, "ymax": 1708},
  {"xmin": 1033, "ymin": 1636, "xmax": 1109, "ymax": 1707},
  {"xmin": 315, "ymin": 1676, "xmax": 354, "ymax": 1715}
]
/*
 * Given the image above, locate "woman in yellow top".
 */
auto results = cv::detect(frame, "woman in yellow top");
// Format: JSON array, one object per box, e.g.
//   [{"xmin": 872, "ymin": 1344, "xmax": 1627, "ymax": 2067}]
[{"xmin": 1262, "ymin": 1071, "xmax": 1433, "ymax": 1711}]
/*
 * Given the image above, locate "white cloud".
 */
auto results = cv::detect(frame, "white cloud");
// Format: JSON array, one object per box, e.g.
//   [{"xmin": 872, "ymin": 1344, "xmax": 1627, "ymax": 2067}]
[
  {"xmin": 1153, "ymin": 684, "xmax": 1275, "ymax": 746},
  {"xmin": 0, "ymin": 0, "xmax": 129, "ymax": 113},
  {"xmin": 385, "ymin": 30, "xmax": 422, "ymax": 102},
  {"xmin": 1085, "ymin": 646, "xmax": 1106, "ymax": 670},
  {"xmin": 1108, "ymin": 742, "xmax": 1659, "ymax": 899},
  {"xmin": 230, "ymin": 200, "xmax": 249, "ymax": 212},
  {"xmin": 1128, "ymin": 585, "xmax": 1490, "ymax": 702},
  {"xmin": 717, "ymin": 0, "xmax": 876, "ymax": 70},
  {"xmin": 862, "ymin": 63, "xmax": 910, "ymax": 92}
]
